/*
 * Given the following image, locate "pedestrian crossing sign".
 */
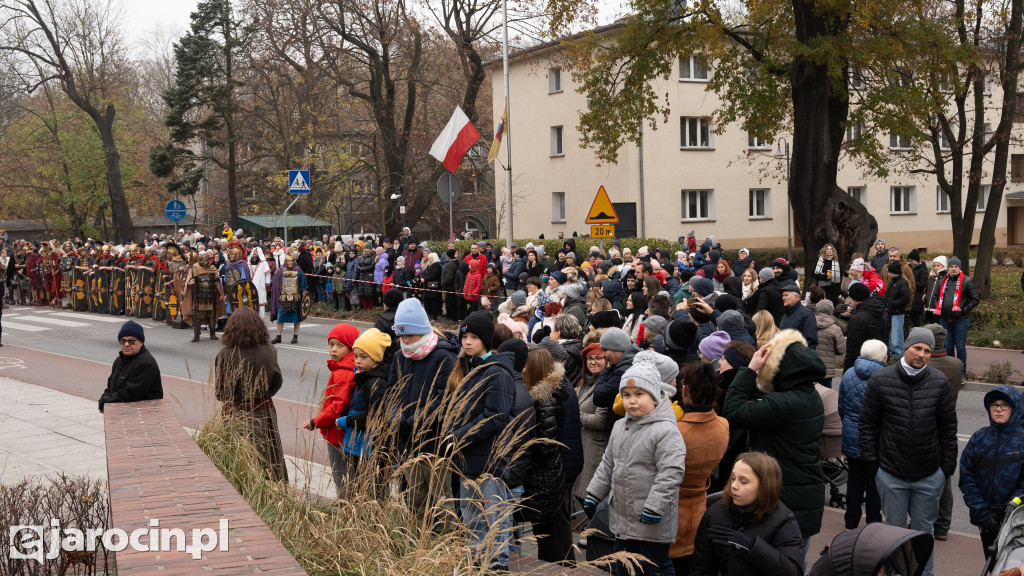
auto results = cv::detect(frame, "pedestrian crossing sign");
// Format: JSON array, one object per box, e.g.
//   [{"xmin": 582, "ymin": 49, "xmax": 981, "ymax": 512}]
[{"xmin": 288, "ymin": 170, "xmax": 310, "ymax": 194}]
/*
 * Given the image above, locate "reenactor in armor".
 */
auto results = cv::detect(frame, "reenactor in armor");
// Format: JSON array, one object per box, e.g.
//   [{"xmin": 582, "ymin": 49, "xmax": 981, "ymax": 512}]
[
  {"xmin": 26, "ymin": 243, "xmax": 45, "ymax": 305},
  {"xmin": 222, "ymin": 241, "xmax": 254, "ymax": 314},
  {"xmin": 270, "ymin": 250, "xmax": 308, "ymax": 344},
  {"xmin": 43, "ymin": 241, "xmax": 61, "ymax": 307},
  {"xmin": 182, "ymin": 251, "xmax": 225, "ymax": 342},
  {"xmin": 12, "ymin": 244, "xmax": 28, "ymax": 305},
  {"xmin": 59, "ymin": 241, "xmax": 80, "ymax": 309}
]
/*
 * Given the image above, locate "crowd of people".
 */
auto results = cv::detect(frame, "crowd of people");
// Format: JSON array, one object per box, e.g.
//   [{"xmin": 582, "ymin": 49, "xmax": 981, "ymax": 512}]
[{"xmin": 14, "ymin": 225, "xmax": 1012, "ymax": 576}]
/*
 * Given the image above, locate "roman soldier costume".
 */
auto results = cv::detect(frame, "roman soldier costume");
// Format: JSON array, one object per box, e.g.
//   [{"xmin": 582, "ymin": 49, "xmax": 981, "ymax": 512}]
[
  {"xmin": 182, "ymin": 251, "xmax": 226, "ymax": 342},
  {"xmin": 222, "ymin": 242, "xmax": 254, "ymax": 314},
  {"xmin": 270, "ymin": 251, "xmax": 308, "ymax": 344}
]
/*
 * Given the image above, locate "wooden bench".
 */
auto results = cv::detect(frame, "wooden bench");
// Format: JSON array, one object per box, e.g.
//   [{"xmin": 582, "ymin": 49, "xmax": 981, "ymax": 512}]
[{"xmin": 104, "ymin": 400, "xmax": 306, "ymax": 575}]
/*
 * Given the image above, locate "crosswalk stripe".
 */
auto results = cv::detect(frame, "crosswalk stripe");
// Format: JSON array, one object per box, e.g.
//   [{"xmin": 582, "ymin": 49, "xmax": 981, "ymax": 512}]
[
  {"xmin": 21, "ymin": 316, "xmax": 90, "ymax": 328},
  {"xmin": 48, "ymin": 312, "xmax": 129, "ymax": 323},
  {"xmin": 2, "ymin": 321, "xmax": 49, "ymax": 332}
]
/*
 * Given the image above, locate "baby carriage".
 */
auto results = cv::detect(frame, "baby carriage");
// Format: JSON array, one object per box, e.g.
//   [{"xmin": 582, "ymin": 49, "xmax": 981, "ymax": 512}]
[
  {"xmin": 983, "ymin": 502, "xmax": 1024, "ymax": 575},
  {"xmin": 817, "ymin": 383, "xmax": 848, "ymax": 510},
  {"xmin": 810, "ymin": 522, "xmax": 934, "ymax": 576}
]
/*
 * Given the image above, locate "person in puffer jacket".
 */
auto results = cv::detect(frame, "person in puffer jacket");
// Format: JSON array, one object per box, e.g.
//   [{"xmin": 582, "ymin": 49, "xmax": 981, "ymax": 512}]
[
  {"xmin": 522, "ymin": 348, "xmax": 573, "ymax": 564},
  {"xmin": 858, "ymin": 327, "xmax": 957, "ymax": 576},
  {"xmin": 837, "ymin": 339, "xmax": 888, "ymax": 530},
  {"xmin": 583, "ymin": 350, "xmax": 686, "ymax": 576},
  {"xmin": 959, "ymin": 385, "xmax": 1024, "ymax": 557}
]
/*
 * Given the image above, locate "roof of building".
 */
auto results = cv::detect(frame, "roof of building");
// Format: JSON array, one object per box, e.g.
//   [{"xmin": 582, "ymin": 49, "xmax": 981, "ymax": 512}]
[
  {"xmin": 1006, "ymin": 191, "xmax": 1024, "ymax": 199},
  {"xmin": 485, "ymin": 20, "xmax": 625, "ymax": 68},
  {"xmin": 238, "ymin": 214, "xmax": 331, "ymax": 228},
  {"xmin": 0, "ymin": 219, "xmax": 48, "ymax": 230}
]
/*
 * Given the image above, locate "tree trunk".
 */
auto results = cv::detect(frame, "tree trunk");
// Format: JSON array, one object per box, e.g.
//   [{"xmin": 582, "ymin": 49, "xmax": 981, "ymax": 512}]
[
  {"xmin": 790, "ymin": 0, "xmax": 877, "ymax": 282},
  {"xmin": 94, "ymin": 106, "xmax": 133, "ymax": 241},
  {"xmin": 975, "ymin": 0, "xmax": 1023, "ymax": 297}
]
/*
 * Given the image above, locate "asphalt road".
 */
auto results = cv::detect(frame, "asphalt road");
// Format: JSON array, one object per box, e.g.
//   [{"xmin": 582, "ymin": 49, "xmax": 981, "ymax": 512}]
[{"xmin": 0, "ymin": 302, "xmax": 998, "ymax": 536}]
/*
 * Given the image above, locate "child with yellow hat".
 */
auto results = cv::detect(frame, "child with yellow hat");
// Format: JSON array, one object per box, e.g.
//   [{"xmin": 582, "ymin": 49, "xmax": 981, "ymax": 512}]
[{"xmin": 336, "ymin": 328, "xmax": 393, "ymax": 477}]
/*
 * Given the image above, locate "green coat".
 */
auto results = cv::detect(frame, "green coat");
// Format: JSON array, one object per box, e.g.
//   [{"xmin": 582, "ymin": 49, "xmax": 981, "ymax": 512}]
[{"xmin": 723, "ymin": 329, "xmax": 826, "ymax": 537}]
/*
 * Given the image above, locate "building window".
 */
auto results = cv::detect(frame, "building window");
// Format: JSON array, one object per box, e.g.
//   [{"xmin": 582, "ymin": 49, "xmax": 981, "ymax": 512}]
[
  {"xmin": 890, "ymin": 133, "xmax": 913, "ymax": 150},
  {"xmin": 938, "ymin": 129, "xmax": 951, "ymax": 151},
  {"xmin": 846, "ymin": 121, "xmax": 865, "ymax": 143},
  {"xmin": 848, "ymin": 67, "xmax": 866, "ymax": 90},
  {"xmin": 1011, "ymin": 154, "xmax": 1024, "ymax": 180},
  {"xmin": 548, "ymin": 68, "xmax": 562, "ymax": 94},
  {"xmin": 1015, "ymin": 94, "xmax": 1024, "ymax": 122},
  {"xmin": 681, "ymin": 189, "xmax": 713, "ymax": 220},
  {"xmin": 890, "ymin": 66, "xmax": 914, "ymax": 87},
  {"xmin": 748, "ymin": 134, "xmax": 771, "ymax": 150},
  {"xmin": 679, "ymin": 54, "xmax": 709, "ymax": 81},
  {"xmin": 848, "ymin": 186, "xmax": 867, "ymax": 205},
  {"xmin": 749, "ymin": 188, "xmax": 771, "ymax": 218},
  {"xmin": 983, "ymin": 123, "xmax": 993, "ymax": 145},
  {"xmin": 978, "ymin": 185, "xmax": 989, "ymax": 211},
  {"xmin": 891, "ymin": 186, "xmax": 916, "ymax": 214},
  {"xmin": 552, "ymin": 192, "xmax": 566, "ymax": 222},
  {"xmin": 550, "ymin": 126, "xmax": 564, "ymax": 156},
  {"xmin": 936, "ymin": 186, "xmax": 950, "ymax": 213},
  {"xmin": 680, "ymin": 117, "xmax": 712, "ymax": 149}
]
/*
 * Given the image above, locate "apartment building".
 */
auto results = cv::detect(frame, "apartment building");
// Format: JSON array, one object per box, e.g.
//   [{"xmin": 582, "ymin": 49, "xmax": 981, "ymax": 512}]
[{"xmin": 490, "ymin": 23, "xmax": 1024, "ymax": 251}]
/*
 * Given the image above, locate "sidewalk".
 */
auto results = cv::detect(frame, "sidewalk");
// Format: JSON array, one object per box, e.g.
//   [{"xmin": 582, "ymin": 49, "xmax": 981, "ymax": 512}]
[{"xmin": 0, "ymin": 376, "xmax": 335, "ymax": 498}]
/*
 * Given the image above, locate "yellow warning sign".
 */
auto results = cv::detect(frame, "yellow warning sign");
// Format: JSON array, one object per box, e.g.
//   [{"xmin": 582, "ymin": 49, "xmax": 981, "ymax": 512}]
[{"xmin": 585, "ymin": 186, "xmax": 619, "ymax": 224}]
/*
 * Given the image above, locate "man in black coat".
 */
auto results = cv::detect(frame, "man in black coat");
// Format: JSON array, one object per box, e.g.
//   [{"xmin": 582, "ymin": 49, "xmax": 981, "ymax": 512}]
[
  {"xmin": 843, "ymin": 282, "xmax": 887, "ymax": 372},
  {"xmin": 99, "ymin": 321, "xmax": 163, "ymax": 412},
  {"xmin": 931, "ymin": 256, "xmax": 980, "ymax": 376},
  {"xmin": 907, "ymin": 249, "xmax": 929, "ymax": 327},
  {"xmin": 858, "ymin": 327, "xmax": 957, "ymax": 576}
]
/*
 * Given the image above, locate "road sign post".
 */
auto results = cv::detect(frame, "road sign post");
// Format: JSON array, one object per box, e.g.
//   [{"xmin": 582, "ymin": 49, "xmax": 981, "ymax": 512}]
[{"xmin": 437, "ymin": 174, "xmax": 461, "ymax": 241}]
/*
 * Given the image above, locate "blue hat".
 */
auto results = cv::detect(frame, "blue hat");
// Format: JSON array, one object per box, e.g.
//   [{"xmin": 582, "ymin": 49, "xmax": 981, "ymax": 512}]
[
  {"xmin": 550, "ymin": 271, "xmax": 567, "ymax": 284},
  {"xmin": 118, "ymin": 320, "xmax": 145, "ymax": 343},
  {"xmin": 393, "ymin": 299, "xmax": 432, "ymax": 336},
  {"xmin": 690, "ymin": 277, "xmax": 714, "ymax": 297}
]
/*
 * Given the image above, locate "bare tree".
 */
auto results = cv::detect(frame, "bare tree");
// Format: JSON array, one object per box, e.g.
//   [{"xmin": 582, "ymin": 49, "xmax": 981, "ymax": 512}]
[{"xmin": 0, "ymin": 0, "xmax": 134, "ymax": 239}]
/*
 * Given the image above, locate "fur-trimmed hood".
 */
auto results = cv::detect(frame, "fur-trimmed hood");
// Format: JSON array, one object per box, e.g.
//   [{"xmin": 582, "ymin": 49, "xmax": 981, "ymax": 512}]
[
  {"xmin": 756, "ymin": 329, "xmax": 827, "ymax": 394},
  {"xmin": 529, "ymin": 362, "xmax": 565, "ymax": 403}
]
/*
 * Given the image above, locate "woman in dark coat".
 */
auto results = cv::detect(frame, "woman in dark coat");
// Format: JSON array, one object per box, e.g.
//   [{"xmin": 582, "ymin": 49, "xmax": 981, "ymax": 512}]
[
  {"xmin": 723, "ymin": 329, "xmax": 826, "ymax": 542},
  {"xmin": 421, "ymin": 253, "xmax": 443, "ymax": 320},
  {"xmin": 215, "ymin": 307, "xmax": 288, "ymax": 483},
  {"xmin": 525, "ymin": 251, "xmax": 544, "ymax": 279},
  {"xmin": 357, "ymin": 248, "xmax": 376, "ymax": 309},
  {"xmin": 691, "ymin": 452, "xmax": 805, "ymax": 576}
]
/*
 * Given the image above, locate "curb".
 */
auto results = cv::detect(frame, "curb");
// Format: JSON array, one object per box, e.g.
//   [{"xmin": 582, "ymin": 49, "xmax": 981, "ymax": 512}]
[{"xmin": 962, "ymin": 381, "xmax": 1024, "ymax": 393}]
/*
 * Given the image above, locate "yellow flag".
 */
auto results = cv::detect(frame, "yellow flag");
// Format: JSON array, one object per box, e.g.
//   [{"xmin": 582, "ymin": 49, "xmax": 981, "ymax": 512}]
[{"xmin": 486, "ymin": 107, "xmax": 508, "ymax": 164}]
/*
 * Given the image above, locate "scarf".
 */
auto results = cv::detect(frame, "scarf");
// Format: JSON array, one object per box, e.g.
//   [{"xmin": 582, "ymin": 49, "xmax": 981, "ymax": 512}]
[
  {"xmin": 401, "ymin": 331, "xmax": 438, "ymax": 360},
  {"xmin": 814, "ymin": 257, "xmax": 841, "ymax": 286},
  {"xmin": 900, "ymin": 358, "xmax": 926, "ymax": 377},
  {"xmin": 934, "ymin": 272, "xmax": 964, "ymax": 314},
  {"xmin": 713, "ymin": 268, "xmax": 730, "ymax": 283},
  {"xmin": 742, "ymin": 279, "xmax": 759, "ymax": 301}
]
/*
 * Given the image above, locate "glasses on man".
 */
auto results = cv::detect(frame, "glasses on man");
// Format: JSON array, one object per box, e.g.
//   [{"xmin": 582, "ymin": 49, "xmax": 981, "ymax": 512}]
[
  {"xmin": 119, "ymin": 338, "xmax": 140, "ymax": 346},
  {"xmin": 991, "ymin": 402, "xmax": 1013, "ymax": 411}
]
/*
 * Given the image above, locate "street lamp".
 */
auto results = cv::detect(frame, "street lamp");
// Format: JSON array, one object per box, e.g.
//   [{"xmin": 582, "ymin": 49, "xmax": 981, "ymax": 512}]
[
  {"xmin": 773, "ymin": 138, "xmax": 793, "ymax": 263},
  {"xmin": 389, "ymin": 185, "xmax": 406, "ymax": 229}
]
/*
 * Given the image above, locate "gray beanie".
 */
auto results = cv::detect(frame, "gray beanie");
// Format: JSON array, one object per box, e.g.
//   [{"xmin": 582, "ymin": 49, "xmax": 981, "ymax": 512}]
[
  {"xmin": 904, "ymin": 327, "xmax": 936, "ymax": 351},
  {"xmin": 948, "ymin": 256, "xmax": 962, "ymax": 268},
  {"xmin": 642, "ymin": 315, "xmax": 668, "ymax": 336},
  {"xmin": 620, "ymin": 351, "xmax": 674, "ymax": 401},
  {"xmin": 511, "ymin": 290, "xmax": 527, "ymax": 307},
  {"xmin": 600, "ymin": 327, "xmax": 632, "ymax": 352},
  {"xmin": 925, "ymin": 324, "xmax": 947, "ymax": 351},
  {"xmin": 759, "ymin": 267, "xmax": 776, "ymax": 282},
  {"xmin": 717, "ymin": 309, "xmax": 745, "ymax": 332}
]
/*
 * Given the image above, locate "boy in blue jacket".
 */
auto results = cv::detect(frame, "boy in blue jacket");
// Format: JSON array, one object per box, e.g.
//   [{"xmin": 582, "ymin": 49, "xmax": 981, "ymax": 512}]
[{"xmin": 960, "ymin": 385, "xmax": 1024, "ymax": 557}]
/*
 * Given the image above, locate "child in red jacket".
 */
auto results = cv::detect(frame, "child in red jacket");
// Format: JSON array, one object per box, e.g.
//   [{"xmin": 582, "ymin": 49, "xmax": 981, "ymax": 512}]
[
  {"xmin": 303, "ymin": 323, "xmax": 360, "ymax": 497},
  {"xmin": 463, "ymin": 259, "xmax": 483, "ymax": 316}
]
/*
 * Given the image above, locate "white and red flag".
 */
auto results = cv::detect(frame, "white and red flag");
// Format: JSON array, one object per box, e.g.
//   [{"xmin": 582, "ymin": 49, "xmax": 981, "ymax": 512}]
[{"xmin": 429, "ymin": 106, "xmax": 482, "ymax": 173}]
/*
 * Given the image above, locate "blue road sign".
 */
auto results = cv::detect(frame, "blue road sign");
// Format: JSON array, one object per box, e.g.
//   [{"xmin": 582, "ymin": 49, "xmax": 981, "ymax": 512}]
[
  {"xmin": 165, "ymin": 199, "xmax": 187, "ymax": 222},
  {"xmin": 288, "ymin": 170, "xmax": 311, "ymax": 194}
]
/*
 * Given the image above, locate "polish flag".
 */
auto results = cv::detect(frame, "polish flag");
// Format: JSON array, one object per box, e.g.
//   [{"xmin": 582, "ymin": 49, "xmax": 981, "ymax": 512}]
[{"xmin": 430, "ymin": 106, "xmax": 482, "ymax": 173}]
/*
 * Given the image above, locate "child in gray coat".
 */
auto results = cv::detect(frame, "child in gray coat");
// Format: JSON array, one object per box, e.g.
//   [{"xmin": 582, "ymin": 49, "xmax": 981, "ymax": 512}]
[{"xmin": 583, "ymin": 350, "xmax": 687, "ymax": 576}]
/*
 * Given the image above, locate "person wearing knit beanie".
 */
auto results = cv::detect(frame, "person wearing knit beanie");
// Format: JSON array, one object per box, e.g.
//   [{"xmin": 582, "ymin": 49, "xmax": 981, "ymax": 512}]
[
  {"xmin": 948, "ymin": 256, "xmax": 962, "ymax": 268},
  {"xmin": 642, "ymin": 315, "xmax": 668, "ymax": 338},
  {"xmin": 619, "ymin": 353, "xmax": 667, "ymax": 403},
  {"xmin": 497, "ymin": 338, "xmax": 529, "ymax": 372},
  {"xmin": 848, "ymin": 282, "xmax": 871, "ymax": 302},
  {"xmin": 600, "ymin": 327, "xmax": 632, "ymax": 353},
  {"xmin": 460, "ymin": 310, "xmax": 496, "ymax": 351},
  {"xmin": 690, "ymin": 277, "xmax": 715, "ymax": 298},
  {"xmin": 550, "ymin": 271, "xmax": 567, "ymax": 285},
  {"xmin": 511, "ymin": 290, "xmax": 528, "ymax": 308},
  {"xmin": 904, "ymin": 327, "xmax": 935, "ymax": 351},
  {"xmin": 394, "ymin": 299, "xmax": 433, "ymax": 335},
  {"xmin": 382, "ymin": 288, "xmax": 405, "ymax": 311},
  {"xmin": 907, "ymin": 249, "xmax": 920, "ymax": 263},
  {"xmin": 758, "ymin": 266, "xmax": 775, "ymax": 283},
  {"xmin": 591, "ymin": 310, "xmax": 624, "ymax": 330},
  {"xmin": 328, "ymin": 323, "xmax": 360, "ymax": 350},
  {"xmin": 887, "ymin": 261, "xmax": 902, "ymax": 275},
  {"xmin": 353, "ymin": 328, "xmax": 391, "ymax": 364},
  {"xmin": 100, "ymin": 320, "xmax": 162, "ymax": 412},
  {"xmin": 665, "ymin": 319, "xmax": 698, "ymax": 352},
  {"xmin": 698, "ymin": 331, "xmax": 731, "ymax": 362},
  {"xmin": 118, "ymin": 320, "xmax": 146, "ymax": 344}
]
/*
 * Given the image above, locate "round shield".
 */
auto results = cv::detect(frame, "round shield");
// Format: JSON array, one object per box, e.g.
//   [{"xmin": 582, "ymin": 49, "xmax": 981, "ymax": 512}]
[
  {"xmin": 299, "ymin": 292, "xmax": 312, "ymax": 322},
  {"xmin": 228, "ymin": 280, "xmax": 260, "ymax": 312}
]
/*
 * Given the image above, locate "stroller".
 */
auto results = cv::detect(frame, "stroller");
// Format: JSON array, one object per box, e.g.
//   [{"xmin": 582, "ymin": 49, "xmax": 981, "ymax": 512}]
[
  {"xmin": 818, "ymin": 383, "xmax": 848, "ymax": 510},
  {"xmin": 983, "ymin": 503, "xmax": 1024, "ymax": 575},
  {"xmin": 810, "ymin": 522, "xmax": 934, "ymax": 576}
]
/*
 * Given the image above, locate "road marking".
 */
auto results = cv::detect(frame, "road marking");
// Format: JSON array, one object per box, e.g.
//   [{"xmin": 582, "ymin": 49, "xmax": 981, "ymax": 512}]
[
  {"xmin": 21, "ymin": 316, "xmax": 91, "ymax": 328},
  {"xmin": 48, "ymin": 312, "xmax": 130, "ymax": 323},
  {"xmin": 2, "ymin": 321, "xmax": 49, "ymax": 332},
  {"xmin": 0, "ymin": 357, "xmax": 26, "ymax": 370}
]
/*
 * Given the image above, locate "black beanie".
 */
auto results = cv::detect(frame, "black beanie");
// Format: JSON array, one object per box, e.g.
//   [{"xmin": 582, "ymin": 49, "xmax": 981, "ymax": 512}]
[
  {"xmin": 848, "ymin": 282, "xmax": 871, "ymax": 302},
  {"xmin": 715, "ymin": 293, "xmax": 741, "ymax": 312},
  {"xmin": 908, "ymin": 248, "xmax": 920, "ymax": 262},
  {"xmin": 383, "ymin": 289, "xmax": 405, "ymax": 310},
  {"xmin": 460, "ymin": 311, "xmax": 495, "ymax": 350},
  {"xmin": 591, "ymin": 310, "xmax": 624, "ymax": 329},
  {"xmin": 887, "ymin": 261, "xmax": 902, "ymax": 275},
  {"xmin": 447, "ymin": 249, "xmax": 457, "ymax": 258},
  {"xmin": 666, "ymin": 319, "xmax": 697, "ymax": 351},
  {"xmin": 497, "ymin": 338, "xmax": 529, "ymax": 372},
  {"xmin": 118, "ymin": 320, "xmax": 145, "ymax": 343}
]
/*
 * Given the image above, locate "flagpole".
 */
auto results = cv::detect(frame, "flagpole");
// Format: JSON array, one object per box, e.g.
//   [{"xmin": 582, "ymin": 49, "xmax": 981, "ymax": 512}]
[{"xmin": 501, "ymin": 0, "xmax": 513, "ymax": 246}]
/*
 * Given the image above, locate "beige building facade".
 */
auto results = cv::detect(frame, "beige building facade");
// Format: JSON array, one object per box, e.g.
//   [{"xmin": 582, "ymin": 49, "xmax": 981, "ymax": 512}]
[{"xmin": 491, "ymin": 30, "xmax": 1024, "ymax": 252}]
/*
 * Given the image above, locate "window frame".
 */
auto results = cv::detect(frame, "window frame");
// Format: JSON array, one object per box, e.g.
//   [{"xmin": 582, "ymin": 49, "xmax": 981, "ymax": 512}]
[
  {"xmin": 681, "ymin": 189, "xmax": 714, "ymax": 221},
  {"xmin": 890, "ymin": 185, "xmax": 916, "ymax": 214},
  {"xmin": 978, "ymin": 185, "xmax": 989, "ymax": 211},
  {"xmin": 680, "ymin": 116, "xmax": 713, "ymax": 149},
  {"xmin": 551, "ymin": 192, "xmax": 566, "ymax": 223},
  {"xmin": 748, "ymin": 188, "xmax": 771, "ymax": 219},
  {"xmin": 936, "ymin": 186, "xmax": 950, "ymax": 213},
  {"xmin": 890, "ymin": 132, "xmax": 913, "ymax": 150},
  {"xmin": 548, "ymin": 67, "xmax": 562, "ymax": 94},
  {"xmin": 550, "ymin": 126, "xmax": 564, "ymax": 157},
  {"xmin": 1011, "ymin": 154, "xmax": 1024, "ymax": 181},
  {"xmin": 679, "ymin": 54, "xmax": 710, "ymax": 81},
  {"xmin": 748, "ymin": 134, "xmax": 771, "ymax": 150},
  {"xmin": 848, "ymin": 186, "xmax": 867, "ymax": 206}
]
